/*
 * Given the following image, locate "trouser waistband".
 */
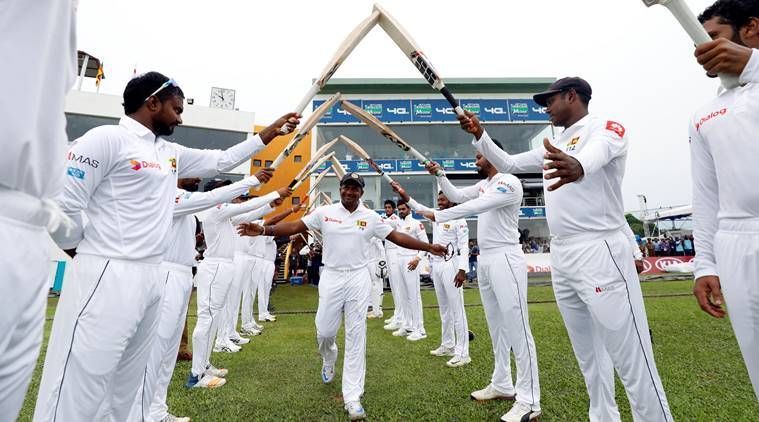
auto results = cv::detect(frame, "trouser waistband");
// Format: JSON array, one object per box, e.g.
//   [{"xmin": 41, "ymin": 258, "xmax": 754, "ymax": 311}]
[{"xmin": 0, "ymin": 187, "xmax": 70, "ymax": 231}]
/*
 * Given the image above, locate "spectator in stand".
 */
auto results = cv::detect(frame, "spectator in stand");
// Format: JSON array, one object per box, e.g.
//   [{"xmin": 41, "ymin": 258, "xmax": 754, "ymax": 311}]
[
  {"xmin": 468, "ymin": 240, "xmax": 479, "ymax": 280},
  {"xmin": 684, "ymin": 235, "xmax": 694, "ymax": 256},
  {"xmin": 645, "ymin": 239, "xmax": 655, "ymax": 258},
  {"xmin": 675, "ymin": 238, "xmax": 684, "ymax": 256},
  {"xmin": 654, "ymin": 239, "xmax": 662, "ymax": 256},
  {"xmin": 661, "ymin": 238, "xmax": 671, "ymax": 256}
]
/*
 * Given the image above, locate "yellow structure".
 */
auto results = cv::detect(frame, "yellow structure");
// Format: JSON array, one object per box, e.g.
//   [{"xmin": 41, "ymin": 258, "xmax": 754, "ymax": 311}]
[{"xmin": 250, "ymin": 125, "xmax": 311, "ymax": 223}]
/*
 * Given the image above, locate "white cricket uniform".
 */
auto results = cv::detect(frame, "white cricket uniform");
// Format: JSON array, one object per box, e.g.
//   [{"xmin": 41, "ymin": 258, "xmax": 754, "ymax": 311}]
[
  {"xmin": 408, "ymin": 198, "xmax": 471, "ymax": 359},
  {"xmin": 35, "ymin": 114, "xmax": 267, "ymax": 421},
  {"xmin": 302, "ymin": 203, "xmax": 394, "ymax": 403},
  {"xmin": 143, "ymin": 177, "xmax": 261, "ymax": 422},
  {"xmin": 225, "ymin": 233, "xmax": 257, "ymax": 340},
  {"xmin": 395, "ymin": 213, "xmax": 429, "ymax": 335},
  {"xmin": 192, "ymin": 195, "xmax": 276, "ymax": 376},
  {"xmin": 241, "ymin": 226, "xmax": 267, "ymax": 331},
  {"xmin": 0, "ymin": 2, "xmax": 76, "ymax": 420},
  {"xmin": 369, "ymin": 236, "xmax": 387, "ymax": 317},
  {"xmin": 381, "ymin": 213, "xmax": 404, "ymax": 324},
  {"xmin": 475, "ymin": 116, "xmax": 672, "ymax": 421},
  {"xmin": 690, "ymin": 49, "xmax": 759, "ymax": 399},
  {"xmin": 436, "ymin": 174, "xmax": 540, "ymax": 410},
  {"xmin": 257, "ymin": 236, "xmax": 278, "ymax": 320}
]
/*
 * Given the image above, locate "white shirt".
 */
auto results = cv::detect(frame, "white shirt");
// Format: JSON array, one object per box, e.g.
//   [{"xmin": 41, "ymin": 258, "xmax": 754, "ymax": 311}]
[
  {"xmin": 302, "ymin": 203, "xmax": 394, "ymax": 270},
  {"xmin": 1, "ymin": 0, "xmax": 76, "ymax": 199},
  {"xmin": 203, "ymin": 194, "xmax": 277, "ymax": 261},
  {"xmin": 248, "ymin": 222, "xmax": 267, "ymax": 258},
  {"xmin": 263, "ymin": 236, "xmax": 277, "ymax": 262},
  {"xmin": 434, "ymin": 173, "xmax": 522, "ymax": 251},
  {"xmin": 690, "ymin": 49, "xmax": 759, "ymax": 279},
  {"xmin": 408, "ymin": 198, "xmax": 469, "ymax": 271},
  {"xmin": 474, "ymin": 115, "xmax": 629, "ymax": 239},
  {"xmin": 52, "ymin": 116, "xmax": 266, "ymax": 261},
  {"xmin": 395, "ymin": 213, "xmax": 428, "ymax": 257},
  {"xmin": 381, "ymin": 212, "xmax": 401, "ymax": 251}
]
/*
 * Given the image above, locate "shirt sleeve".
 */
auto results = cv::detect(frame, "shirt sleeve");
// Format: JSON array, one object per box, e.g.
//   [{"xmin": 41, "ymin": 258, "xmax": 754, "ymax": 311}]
[
  {"xmin": 621, "ymin": 223, "xmax": 643, "ymax": 260},
  {"xmin": 455, "ymin": 219, "xmax": 470, "ymax": 272},
  {"xmin": 51, "ymin": 130, "xmax": 118, "ymax": 249},
  {"xmin": 371, "ymin": 214, "xmax": 394, "ymax": 240},
  {"xmin": 739, "ymin": 48, "xmax": 759, "ymax": 84},
  {"xmin": 472, "ymin": 130, "xmax": 544, "ymax": 173},
  {"xmin": 414, "ymin": 221, "xmax": 428, "ymax": 259},
  {"xmin": 173, "ymin": 176, "xmax": 261, "ymax": 217},
  {"xmin": 438, "ymin": 176, "xmax": 480, "ymax": 203},
  {"xmin": 301, "ymin": 206, "xmax": 324, "ymax": 232},
  {"xmin": 225, "ymin": 193, "xmax": 279, "ymax": 224},
  {"xmin": 435, "ymin": 177, "xmax": 522, "ymax": 223},
  {"xmin": 573, "ymin": 120, "xmax": 629, "ymax": 177},
  {"xmin": 407, "ymin": 197, "xmax": 434, "ymax": 214},
  {"xmin": 174, "ymin": 134, "xmax": 265, "ymax": 178},
  {"xmin": 689, "ymin": 121, "xmax": 720, "ymax": 279}
]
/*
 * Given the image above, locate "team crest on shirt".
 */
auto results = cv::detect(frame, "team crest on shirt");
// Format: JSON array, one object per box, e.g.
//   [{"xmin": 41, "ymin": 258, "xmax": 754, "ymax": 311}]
[
  {"xmin": 605, "ymin": 121, "xmax": 625, "ymax": 138},
  {"xmin": 443, "ymin": 223, "xmax": 451, "ymax": 229},
  {"xmin": 565, "ymin": 136, "xmax": 580, "ymax": 152},
  {"xmin": 356, "ymin": 220, "xmax": 367, "ymax": 230},
  {"xmin": 168, "ymin": 157, "xmax": 177, "ymax": 174}
]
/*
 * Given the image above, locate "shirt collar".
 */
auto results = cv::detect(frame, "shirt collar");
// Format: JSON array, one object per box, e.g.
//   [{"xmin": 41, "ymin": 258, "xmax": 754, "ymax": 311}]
[{"xmin": 119, "ymin": 116, "xmax": 156, "ymax": 141}]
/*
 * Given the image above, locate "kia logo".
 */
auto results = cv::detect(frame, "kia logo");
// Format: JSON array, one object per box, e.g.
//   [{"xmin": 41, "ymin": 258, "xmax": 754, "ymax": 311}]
[
  {"xmin": 642, "ymin": 260, "xmax": 653, "ymax": 273},
  {"xmin": 655, "ymin": 257, "xmax": 683, "ymax": 271}
]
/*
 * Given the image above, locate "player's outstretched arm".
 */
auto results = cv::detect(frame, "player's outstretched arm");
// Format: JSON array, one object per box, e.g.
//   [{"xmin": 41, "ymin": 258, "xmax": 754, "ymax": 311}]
[
  {"xmin": 695, "ymin": 39, "xmax": 754, "ymax": 80},
  {"xmin": 386, "ymin": 231, "xmax": 446, "ymax": 256},
  {"xmin": 459, "ymin": 110, "xmax": 543, "ymax": 173},
  {"xmin": 238, "ymin": 219, "xmax": 309, "ymax": 238},
  {"xmin": 264, "ymin": 203, "xmax": 306, "ymax": 226}
]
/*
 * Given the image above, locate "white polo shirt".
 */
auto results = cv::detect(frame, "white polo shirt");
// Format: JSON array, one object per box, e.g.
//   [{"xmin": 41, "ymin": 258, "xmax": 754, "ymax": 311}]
[
  {"xmin": 690, "ymin": 49, "xmax": 759, "ymax": 278},
  {"xmin": 408, "ymin": 198, "xmax": 469, "ymax": 271},
  {"xmin": 396, "ymin": 214, "xmax": 428, "ymax": 257},
  {"xmin": 381, "ymin": 212, "xmax": 401, "ymax": 252},
  {"xmin": 302, "ymin": 203, "xmax": 394, "ymax": 270},
  {"xmin": 52, "ymin": 116, "xmax": 266, "ymax": 262}
]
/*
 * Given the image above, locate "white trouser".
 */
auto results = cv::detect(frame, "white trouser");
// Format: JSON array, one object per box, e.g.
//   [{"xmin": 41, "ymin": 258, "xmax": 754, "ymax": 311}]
[
  {"xmin": 241, "ymin": 256, "xmax": 264, "ymax": 330},
  {"xmin": 218, "ymin": 253, "xmax": 254, "ymax": 342},
  {"xmin": 257, "ymin": 259, "xmax": 275, "ymax": 319},
  {"xmin": 430, "ymin": 259, "xmax": 469, "ymax": 358},
  {"xmin": 34, "ymin": 254, "xmax": 165, "ymax": 422},
  {"xmin": 369, "ymin": 258, "xmax": 384, "ymax": 316},
  {"xmin": 398, "ymin": 254, "xmax": 424, "ymax": 333},
  {"xmin": 0, "ymin": 217, "xmax": 50, "ymax": 421},
  {"xmin": 316, "ymin": 266, "xmax": 372, "ymax": 403},
  {"xmin": 191, "ymin": 258, "xmax": 235, "ymax": 376},
  {"xmin": 478, "ymin": 245, "xmax": 540, "ymax": 410},
  {"xmin": 143, "ymin": 263, "xmax": 193, "ymax": 422},
  {"xmin": 551, "ymin": 229, "xmax": 671, "ymax": 422},
  {"xmin": 714, "ymin": 218, "xmax": 759, "ymax": 400},
  {"xmin": 385, "ymin": 249, "xmax": 405, "ymax": 324}
]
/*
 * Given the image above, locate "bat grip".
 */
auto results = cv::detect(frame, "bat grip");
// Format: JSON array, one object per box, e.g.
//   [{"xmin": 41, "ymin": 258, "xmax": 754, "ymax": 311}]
[
  {"xmin": 382, "ymin": 173, "xmax": 395, "ymax": 184},
  {"xmin": 441, "ymin": 87, "xmax": 465, "ymax": 117}
]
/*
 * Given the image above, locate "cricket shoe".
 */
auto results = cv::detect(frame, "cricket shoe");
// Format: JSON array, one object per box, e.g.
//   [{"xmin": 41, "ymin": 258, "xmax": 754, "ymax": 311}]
[
  {"xmin": 446, "ymin": 356, "xmax": 472, "ymax": 368},
  {"xmin": 383, "ymin": 322, "xmax": 401, "ymax": 331},
  {"xmin": 321, "ymin": 364, "xmax": 335, "ymax": 384},
  {"xmin": 392, "ymin": 328, "xmax": 410, "ymax": 337},
  {"xmin": 230, "ymin": 336, "xmax": 250, "ymax": 345},
  {"xmin": 260, "ymin": 314, "xmax": 277, "ymax": 322},
  {"xmin": 406, "ymin": 331, "xmax": 427, "ymax": 341},
  {"xmin": 344, "ymin": 401, "xmax": 366, "ymax": 421},
  {"xmin": 206, "ymin": 365, "xmax": 228, "ymax": 378},
  {"xmin": 470, "ymin": 384, "xmax": 516, "ymax": 401},
  {"xmin": 160, "ymin": 413, "xmax": 190, "ymax": 422},
  {"xmin": 240, "ymin": 327, "xmax": 262, "ymax": 337},
  {"xmin": 213, "ymin": 343, "xmax": 240, "ymax": 353},
  {"xmin": 430, "ymin": 346, "xmax": 455, "ymax": 357},
  {"xmin": 185, "ymin": 372, "xmax": 225, "ymax": 389},
  {"xmin": 383, "ymin": 316, "xmax": 394, "ymax": 324},
  {"xmin": 501, "ymin": 402, "xmax": 541, "ymax": 422}
]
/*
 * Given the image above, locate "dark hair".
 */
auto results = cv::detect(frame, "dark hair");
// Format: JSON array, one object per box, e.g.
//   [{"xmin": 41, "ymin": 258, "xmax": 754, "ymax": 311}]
[
  {"xmin": 384, "ymin": 199, "xmax": 396, "ymax": 208},
  {"xmin": 570, "ymin": 90, "xmax": 591, "ymax": 106},
  {"xmin": 490, "ymin": 138, "xmax": 504, "ymax": 150},
  {"xmin": 396, "ymin": 199, "xmax": 409, "ymax": 208},
  {"xmin": 122, "ymin": 71, "xmax": 185, "ymax": 114},
  {"xmin": 698, "ymin": 0, "xmax": 759, "ymax": 31}
]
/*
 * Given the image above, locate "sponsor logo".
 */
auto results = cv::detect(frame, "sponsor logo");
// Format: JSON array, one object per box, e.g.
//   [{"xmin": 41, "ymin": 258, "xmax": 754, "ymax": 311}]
[
  {"xmin": 510, "ymin": 102, "xmax": 528, "ymax": 115},
  {"xmin": 324, "ymin": 216, "xmax": 342, "ymax": 224},
  {"xmin": 130, "ymin": 159, "xmax": 162, "ymax": 171},
  {"xmin": 414, "ymin": 103, "xmax": 432, "ymax": 115},
  {"xmin": 462, "ymin": 102, "xmax": 480, "ymax": 114},
  {"xmin": 695, "ymin": 108, "xmax": 727, "ymax": 131},
  {"xmin": 496, "ymin": 181, "xmax": 515, "ymax": 193},
  {"xmin": 565, "ymin": 136, "xmax": 580, "ymax": 152},
  {"xmin": 435, "ymin": 107, "xmax": 455, "ymax": 115},
  {"xmin": 484, "ymin": 107, "xmax": 508, "ymax": 115},
  {"xmin": 605, "ymin": 120, "xmax": 626, "ymax": 138},
  {"xmin": 387, "ymin": 107, "xmax": 409, "ymax": 115},
  {"xmin": 460, "ymin": 161, "xmax": 477, "ymax": 169},
  {"xmin": 642, "ymin": 259, "xmax": 653, "ymax": 273},
  {"xmin": 67, "ymin": 152, "xmax": 100, "ymax": 168},
  {"xmin": 532, "ymin": 106, "xmax": 547, "ymax": 114},
  {"xmin": 594, "ymin": 284, "xmax": 621, "ymax": 294},
  {"xmin": 655, "ymin": 257, "xmax": 683, "ymax": 271},
  {"xmin": 66, "ymin": 167, "xmax": 85, "ymax": 180},
  {"xmin": 364, "ymin": 103, "xmax": 382, "ymax": 115}
]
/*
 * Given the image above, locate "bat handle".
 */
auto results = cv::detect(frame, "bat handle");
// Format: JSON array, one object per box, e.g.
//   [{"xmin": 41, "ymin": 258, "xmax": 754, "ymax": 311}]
[
  {"xmin": 454, "ymin": 106, "xmax": 465, "ymax": 117},
  {"xmin": 382, "ymin": 173, "xmax": 395, "ymax": 184},
  {"xmin": 421, "ymin": 159, "xmax": 445, "ymax": 177},
  {"xmin": 441, "ymin": 87, "xmax": 465, "ymax": 117},
  {"xmin": 277, "ymin": 119, "xmax": 295, "ymax": 135}
]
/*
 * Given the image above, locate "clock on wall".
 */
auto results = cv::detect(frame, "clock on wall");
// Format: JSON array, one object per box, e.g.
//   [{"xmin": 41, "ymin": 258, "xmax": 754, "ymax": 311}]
[{"xmin": 210, "ymin": 87, "xmax": 236, "ymax": 110}]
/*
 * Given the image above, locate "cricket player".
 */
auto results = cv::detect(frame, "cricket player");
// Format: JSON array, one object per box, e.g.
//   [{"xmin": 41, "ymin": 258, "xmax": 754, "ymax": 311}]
[
  {"xmin": 367, "ymin": 236, "xmax": 387, "ymax": 319},
  {"xmin": 459, "ymin": 77, "xmax": 672, "ymax": 421},
  {"xmin": 35, "ymin": 71, "xmax": 299, "ymax": 421},
  {"xmin": 691, "ymin": 0, "xmax": 759, "ymax": 399},
  {"xmin": 381, "ymin": 200, "xmax": 406, "ymax": 330},
  {"xmin": 0, "ymin": 2, "xmax": 76, "ymax": 420},
  {"xmin": 391, "ymin": 200, "xmax": 429, "ymax": 341},
  {"xmin": 237, "ymin": 172, "xmax": 447, "ymax": 421},
  {"xmin": 258, "ymin": 235, "xmax": 279, "ymax": 322},
  {"xmin": 391, "ymin": 182, "xmax": 471, "ymax": 367},
  {"xmin": 241, "ymin": 224, "xmax": 268, "ymax": 335}
]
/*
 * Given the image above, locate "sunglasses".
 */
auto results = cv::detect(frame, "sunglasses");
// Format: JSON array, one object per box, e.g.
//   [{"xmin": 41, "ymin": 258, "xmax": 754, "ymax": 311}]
[{"xmin": 143, "ymin": 78, "xmax": 179, "ymax": 103}]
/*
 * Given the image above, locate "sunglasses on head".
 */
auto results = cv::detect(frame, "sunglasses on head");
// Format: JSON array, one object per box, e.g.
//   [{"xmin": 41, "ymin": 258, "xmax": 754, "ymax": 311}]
[{"xmin": 143, "ymin": 78, "xmax": 178, "ymax": 103}]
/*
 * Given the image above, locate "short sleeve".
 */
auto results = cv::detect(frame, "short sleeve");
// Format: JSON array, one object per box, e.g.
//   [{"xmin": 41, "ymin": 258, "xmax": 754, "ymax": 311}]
[
  {"xmin": 302, "ymin": 206, "xmax": 324, "ymax": 232},
  {"xmin": 372, "ymin": 213, "xmax": 393, "ymax": 239}
]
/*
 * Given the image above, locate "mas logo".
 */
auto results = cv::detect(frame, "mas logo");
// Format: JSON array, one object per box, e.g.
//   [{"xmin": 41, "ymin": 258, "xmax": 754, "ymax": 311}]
[{"xmin": 68, "ymin": 152, "xmax": 99, "ymax": 168}]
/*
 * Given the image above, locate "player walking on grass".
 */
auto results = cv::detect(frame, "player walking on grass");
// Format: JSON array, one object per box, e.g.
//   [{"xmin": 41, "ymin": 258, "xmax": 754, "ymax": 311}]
[{"xmin": 237, "ymin": 172, "xmax": 446, "ymax": 421}]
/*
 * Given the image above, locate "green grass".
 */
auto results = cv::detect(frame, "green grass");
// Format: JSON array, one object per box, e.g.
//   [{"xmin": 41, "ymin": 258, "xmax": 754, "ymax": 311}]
[{"xmin": 20, "ymin": 280, "xmax": 759, "ymax": 421}]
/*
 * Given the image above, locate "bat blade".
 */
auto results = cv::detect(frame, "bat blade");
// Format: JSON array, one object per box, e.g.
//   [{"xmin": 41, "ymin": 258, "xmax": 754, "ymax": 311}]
[
  {"xmin": 338, "ymin": 135, "xmax": 395, "ymax": 184},
  {"xmin": 329, "ymin": 156, "xmax": 347, "ymax": 179}
]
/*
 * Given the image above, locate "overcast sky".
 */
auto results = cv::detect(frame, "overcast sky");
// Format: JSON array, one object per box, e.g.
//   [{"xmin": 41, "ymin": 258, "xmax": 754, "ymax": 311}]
[{"xmin": 76, "ymin": 0, "xmax": 720, "ymax": 213}]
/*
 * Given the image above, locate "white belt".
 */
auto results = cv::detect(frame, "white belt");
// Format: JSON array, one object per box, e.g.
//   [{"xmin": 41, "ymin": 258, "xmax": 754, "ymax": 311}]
[{"xmin": 0, "ymin": 188, "xmax": 73, "ymax": 233}]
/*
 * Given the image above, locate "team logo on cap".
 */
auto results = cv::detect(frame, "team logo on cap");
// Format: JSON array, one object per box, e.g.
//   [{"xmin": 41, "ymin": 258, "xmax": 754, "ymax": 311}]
[{"xmin": 351, "ymin": 173, "xmax": 359, "ymax": 179}]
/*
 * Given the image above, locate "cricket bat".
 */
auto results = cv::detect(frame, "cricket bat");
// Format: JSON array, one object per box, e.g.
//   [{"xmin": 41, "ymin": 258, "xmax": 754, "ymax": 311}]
[
  {"xmin": 641, "ymin": 0, "xmax": 739, "ymax": 88},
  {"xmin": 292, "ymin": 152, "xmax": 336, "ymax": 190},
  {"xmin": 338, "ymin": 135, "xmax": 395, "ymax": 184},
  {"xmin": 373, "ymin": 3, "xmax": 464, "ymax": 116},
  {"xmin": 288, "ymin": 136, "xmax": 340, "ymax": 188},
  {"xmin": 329, "ymin": 156, "xmax": 347, "ymax": 179}
]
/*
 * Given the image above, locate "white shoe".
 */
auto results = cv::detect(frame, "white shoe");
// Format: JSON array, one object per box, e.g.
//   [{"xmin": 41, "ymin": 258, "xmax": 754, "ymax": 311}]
[
  {"xmin": 161, "ymin": 413, "xmax": 190, "ymax": 422},
  {"xmin": 383, "ymin": 317, "xmax": 394, "ymax": 324},
  {"xmin": 430, "ymin": 346, "xmax": 455, "ymax": 357},
  {"xmin": 230, "ymin": 336, "xmax": 250, "ymax": 345},
  {"xmin": 406, "ymin": 331, "xmax": 427, "ymax": 341},
  {"xmin": 187, "ymin": 372, "xmax": 226, "ymax": 389},
  {"xmin": 470, "ymin": 384, "xmax": 516, "ymax": 401},
  {"xmin": 321, "ymin": 364, "xmax": 335, "ymax": 384},
  {"xmin": 240, "ymin": 327, "xmax": 262, "ymax": 337},
  {"xmin": 344, "ymin": 401, "xmax": 366, "ymax": 421},
  {"xmin": 500, "ymin": 402, "xmax": 541, "ymax": 422},
  {"xmin": 384, "ymin": 322, "xmax": 401, "ymax": 331},
  {"xmin": 253, "ymin": 322, "xmax": 265, "ymax": 331},
  {"xmin": 446, "ymin": 356, "xmax": 472, "ymax": 368},
  {"xmin": 260, "ymin": 314, "xmax": 277, "ymax": 322},
  {"xmin": 213, "ymin": 343, "xmax": 240, "ymax": 353},
  {"xmin": 367, "ymin": 313, "xmax": 378, "ymax": 319},
  {"xmin": 205, "ymin": 365, "xmax": 228, "ymax": 378},
  {"xmin": 392, "ymin": 328, "xmax": 409, "ymax": 337}
]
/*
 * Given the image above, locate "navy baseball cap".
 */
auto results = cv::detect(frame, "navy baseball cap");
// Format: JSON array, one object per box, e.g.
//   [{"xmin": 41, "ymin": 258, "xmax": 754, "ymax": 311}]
[
  {"xmin": 533, "ymin": 77, "xmax": 592, "ymax": 107},
  {"xmin": 340, "ymin": 172, "xmax": 365, "ymax": 188}
]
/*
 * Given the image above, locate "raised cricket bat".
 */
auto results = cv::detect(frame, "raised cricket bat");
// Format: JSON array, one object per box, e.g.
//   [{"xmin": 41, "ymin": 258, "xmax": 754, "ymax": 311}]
[
  {"xmin": 373, "ymin": 3, "xmax": 464, "ymax": 117},
  {"xmin": 339, "ymin": 135, "xmax": 395, "ymax": 184},
  {"xmin": 641, "ymin": 0, "xmax": 739, "ymax": 88},
  {"xmin": 288, "ymin": 136, "xmax": 341, "ymax": 188},
  {"xmin": 329, "ymin": 156, "xmax": 347, "ymax": 179},
  {"xmin": 340, "ymin": 100, "xmax": 444, "ymax": 176},
  {"xmin": 278, "ymin": 10, "xmax": 381, "ymax": 134},
  {"xmin": 292, "ymin": 152, "xmax": 337, "ymax": 190}
]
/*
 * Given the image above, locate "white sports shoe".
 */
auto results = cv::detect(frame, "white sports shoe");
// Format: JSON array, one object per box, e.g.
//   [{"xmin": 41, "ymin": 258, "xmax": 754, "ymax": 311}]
[
  {"xmin": 500, "ymin": 402, "xmax": 541, "ymax": 422},
  {"xmin": 406, "ymin": 331, "xmax": 427, "ymax": 341},
  {"xmin": 230, "ymin": 336, "xmax": 250, "ymax": 345},
  {"xmin": 213, "ymin": 343, "xmax": 240, "ymax": 353},
  {"xmin": 470, "ymin": 384, "xmax": 516, "ymax": 401},
  {"xmin": 189, "ymin": 373, "xmax": 226, "ymax": 389},
  {"xmin": 206, "ymin": 365, "xmax": 228, "ymax": 378},
  {"xmin": 392, "ymin": 328, "xmax": 409, "ymax": 337},
  {"xmin": 430, "ymin": 346, "xmax": 456, "ymax": 357},
  {"xmin": 383, "ymin": 317, "xmax": 394, "ymax": 324},
  {"xmin": 321, "ymin": 364, "xmax": 335, "ymax": 384},
  {"xmin": 260, "ymin": 314, "xmax": 277, "ymax": 322},
  {"xmin": 383, "ymin": 321, "xmax": 400, "ymax": 331},
  {"xmin": 240, "ymin": 327, "xmax": 262, "ymax": 337},
  {"xmin": 161, "ymin": 413, "xmax": 190, "ymax": 422},
  {"xmin": 344, "ymin": 401, "xmax": 366, "ymax": 421},
  {"xmin": 446, "ymin": 356, "xmax": 472, "ymax": 368}
]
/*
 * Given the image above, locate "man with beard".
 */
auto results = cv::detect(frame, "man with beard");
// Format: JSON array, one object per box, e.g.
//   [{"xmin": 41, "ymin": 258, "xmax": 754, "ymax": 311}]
[
  {"xmin": 691, "ymin": 0, "xmax": 759, "ymax": 399},
  {"xmin": 35, "ymin": 71, "xmax": 299, "ymax": 421}
]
